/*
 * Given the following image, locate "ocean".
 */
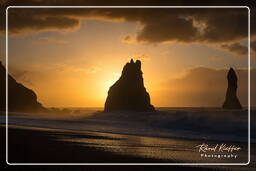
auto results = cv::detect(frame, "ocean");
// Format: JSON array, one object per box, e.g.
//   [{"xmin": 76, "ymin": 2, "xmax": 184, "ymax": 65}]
[{"xmin": 1, "ymin": 107, "xmax": 255, "ymax": 165}]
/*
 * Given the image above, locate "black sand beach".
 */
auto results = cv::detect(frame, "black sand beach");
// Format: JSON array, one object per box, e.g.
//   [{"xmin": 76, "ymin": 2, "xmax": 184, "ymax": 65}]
[
  {"xmin": 2, "ymin": 126, "xmax": 168, "ymax": 163},
  {"xmin": 0, "ymin": 124, "xmax": 231, "ymax": 170},
  {"xmin": 1, "ymin": 123, "xmax": 255, "ymax": 171}
]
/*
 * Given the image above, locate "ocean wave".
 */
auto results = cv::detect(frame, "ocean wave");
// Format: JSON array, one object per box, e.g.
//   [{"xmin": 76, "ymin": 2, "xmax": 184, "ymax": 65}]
[{"xmin": 1, "ymin": 108, "xmax": 254, "ymax": 143}]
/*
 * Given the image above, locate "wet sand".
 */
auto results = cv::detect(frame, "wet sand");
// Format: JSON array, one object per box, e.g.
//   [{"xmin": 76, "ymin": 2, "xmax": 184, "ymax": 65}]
[{"xmin": 0, "ymin": 125, "xmax": 229, "ymax": 170}]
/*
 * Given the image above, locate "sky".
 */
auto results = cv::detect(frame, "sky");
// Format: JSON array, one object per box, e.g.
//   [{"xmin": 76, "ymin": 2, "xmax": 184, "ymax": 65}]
[{"xmin": 0, "ymin": 7, "xmax": 255, "ymax": 107}]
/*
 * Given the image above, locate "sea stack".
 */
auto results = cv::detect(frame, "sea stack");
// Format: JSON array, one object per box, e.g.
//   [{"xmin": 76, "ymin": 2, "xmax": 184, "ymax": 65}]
[
  {"xmin": 0, "ymin": 61, "xmax": 46, "ymax": 112},
  {"xmin": 222, "ymin": 67, "xmax": 242, "ymax": 109},
  {"xmin": 104, "ymin": 59, "xmax": 155, "ymax": 112}
]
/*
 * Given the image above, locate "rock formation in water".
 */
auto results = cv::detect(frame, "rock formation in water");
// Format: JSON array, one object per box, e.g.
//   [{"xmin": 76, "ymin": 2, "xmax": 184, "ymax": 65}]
[
  {"xmin": 0, "ymin": 61, "xmax": 46, "ymax": 112},
  {"xmin": 104, "ymin": 59, "xmax": 155, "ymax": 112},
  {"xmin": 222, "ymin": 67, "xmax": 242, "ymax": 109}
]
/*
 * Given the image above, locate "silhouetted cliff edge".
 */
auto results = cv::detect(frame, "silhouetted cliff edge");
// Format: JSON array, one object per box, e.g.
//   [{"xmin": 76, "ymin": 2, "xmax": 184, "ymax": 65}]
[
  {"xmin": 104, "ymin": 59, "xmax": 155, "ymax": 112},
  {"xmin": 0, "ymin": 62, "xmax": 46, "ymax": 112},
  {"xmin": 222, "ymin": 67, "xmax": 242, "ymax": 109}
]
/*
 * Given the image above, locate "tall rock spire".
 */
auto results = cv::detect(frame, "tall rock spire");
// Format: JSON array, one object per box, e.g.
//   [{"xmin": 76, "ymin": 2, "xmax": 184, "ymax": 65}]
[
  {"xmin": 104, "ymin": 59, "xmax": 155, "ymax": 112},
  {"xmin": 222, "ymin": 68, "xmax": 242, "ymax": 109}
]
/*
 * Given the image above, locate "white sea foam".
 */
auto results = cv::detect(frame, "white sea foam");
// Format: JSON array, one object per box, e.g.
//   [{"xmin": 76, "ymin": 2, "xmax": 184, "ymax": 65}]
[{"xmin": 0, "ymin": 107, "xmax": 254, "ymax": 143}]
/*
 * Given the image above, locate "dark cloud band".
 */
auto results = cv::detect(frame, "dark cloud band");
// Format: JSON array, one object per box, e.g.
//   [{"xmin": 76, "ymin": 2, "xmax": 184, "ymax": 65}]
[
  {"xmin": 221, "ymin": 43, "xmax": 248, "ymax": 56},
  {"xmin": 2, "ymin": 7, "xmax": 249, "ymax": 45}
]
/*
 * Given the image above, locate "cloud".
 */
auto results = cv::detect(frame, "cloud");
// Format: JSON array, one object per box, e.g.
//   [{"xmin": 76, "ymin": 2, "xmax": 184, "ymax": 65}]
[
  {"xmin": 136, "ymin": 14, "xmax": 199, "ymax": 43},
  {"xmin": 251, "ymin": 40, "xmax": 256, "ymax": 52},
  {"xmin": 132, "ymin": 54, "xmax": 151, "ymax": 61},
  {"xmin": 122, "ymin": 35, "xmax": 137, "ymax": 44},
  {"xmin": 9, "ymin": 68, "xmax": 34, "ymax": 86},
  {"xmin": 154, "ymin": 67, "xmax": 255, "ymax": 107},
  {"xmin": 193, "ymin": 10, "xmax": 248, "ymax": 43},
  {"xmin": 7, "ymin": 8, "xmax": 80, "ymax": 34},
  {"xmin": 250, "ymin": 40, "xmax": 256, "ymax": 60},
  {"xmin": 221, "ymin": 43, "xmax": 248, "ymax": 56},
  {"xmin": 0, "ymin": 4, "xmax": 249, "ymax": 45},
  {"xmin": 33, "ymin": 37, "xmax": 68, "ymax": 44},
  {"xmin": 212, "ymin": 55, "xmax": 221, "ymax": 60},
  {"xmin": 123, "ymin": 35, "xmax": 132, "ymax": 42},
  {"xmin": 87, "ymin": 66, "xmax": 102, "ymax": 74}
]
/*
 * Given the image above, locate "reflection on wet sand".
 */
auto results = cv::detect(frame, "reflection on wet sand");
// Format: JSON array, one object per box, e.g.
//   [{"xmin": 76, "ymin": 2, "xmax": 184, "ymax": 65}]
[{"xmin": 56, "ymin": 129, "xmax": 248, "ymax": 163}]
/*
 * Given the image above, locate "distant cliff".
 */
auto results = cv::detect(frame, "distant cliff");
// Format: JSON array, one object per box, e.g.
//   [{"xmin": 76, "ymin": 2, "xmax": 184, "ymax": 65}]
[
  {"xmin": 222, "ymin": 68, "xmax": 242, "ymax": 109},
  {"xmin": 0, "ymin": 62, "xmax": 46, "ymax": 112},
  {"xmin": 104, "ymin": 59, "xmax": 155, "ymax": 112}
]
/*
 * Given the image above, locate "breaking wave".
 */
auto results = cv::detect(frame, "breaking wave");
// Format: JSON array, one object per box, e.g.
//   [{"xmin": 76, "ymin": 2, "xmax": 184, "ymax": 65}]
[{"xmin": 1, "ymin": 107, "xmax": 254, "ymax": 143}]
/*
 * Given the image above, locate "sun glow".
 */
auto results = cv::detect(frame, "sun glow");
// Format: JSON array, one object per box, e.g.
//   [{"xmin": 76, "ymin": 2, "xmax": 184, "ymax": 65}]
[{"xmin": 6, "ymin": 8, "xmax": 251, "ymax": 108}]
